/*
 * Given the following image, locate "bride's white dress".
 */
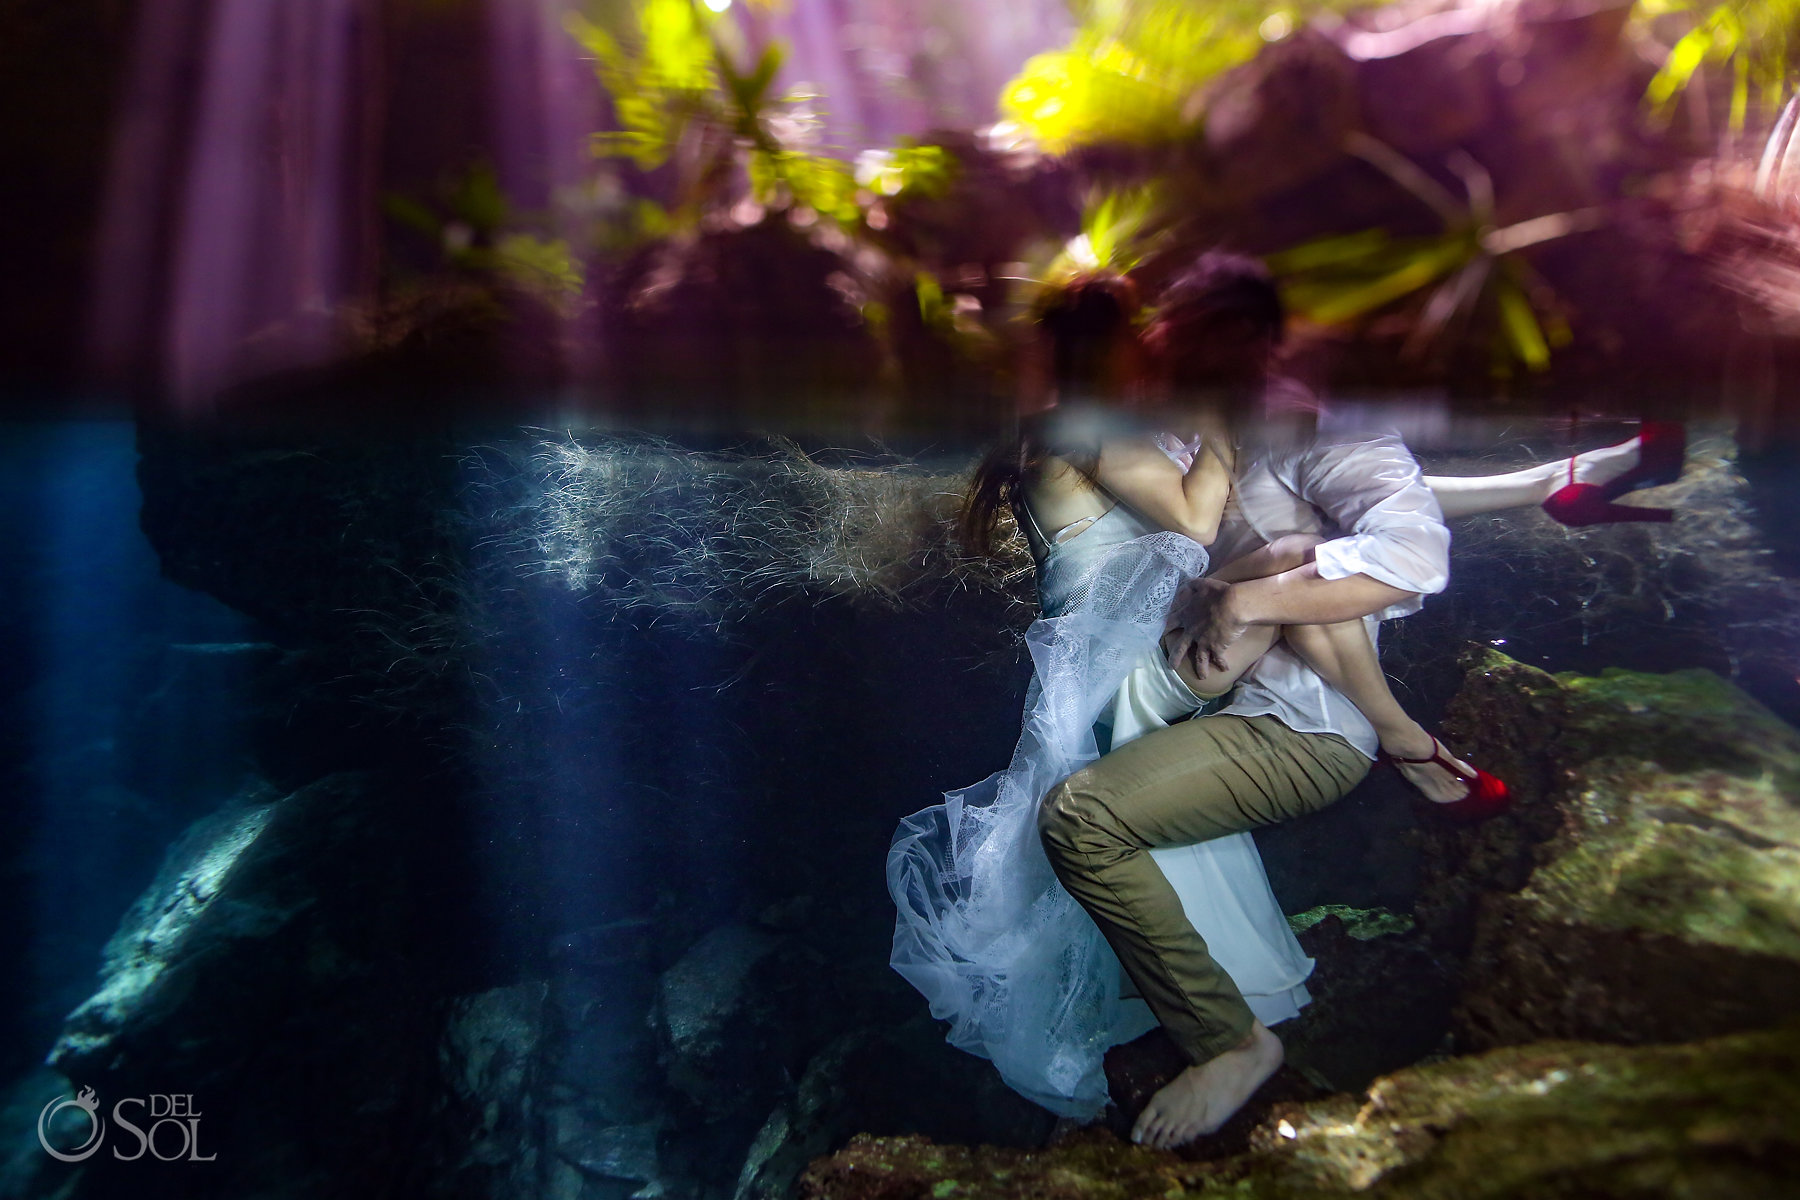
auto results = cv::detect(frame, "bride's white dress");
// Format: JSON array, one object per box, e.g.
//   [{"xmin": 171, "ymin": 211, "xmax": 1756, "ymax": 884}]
[{"xmin": 887, "ymin": 499, "xmax": 1313, "ymax": 1117}]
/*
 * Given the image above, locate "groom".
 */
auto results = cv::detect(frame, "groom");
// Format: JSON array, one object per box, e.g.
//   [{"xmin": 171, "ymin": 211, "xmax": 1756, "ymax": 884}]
[{"xmin": 1037, "ymin": 256, "xmax": 1452, "ymax": 1147}]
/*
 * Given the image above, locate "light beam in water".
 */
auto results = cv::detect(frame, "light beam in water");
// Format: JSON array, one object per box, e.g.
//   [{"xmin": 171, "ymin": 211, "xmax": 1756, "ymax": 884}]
[{"xmin": 89, "ymin": 0, "xmax": 378, "ymax": 410}]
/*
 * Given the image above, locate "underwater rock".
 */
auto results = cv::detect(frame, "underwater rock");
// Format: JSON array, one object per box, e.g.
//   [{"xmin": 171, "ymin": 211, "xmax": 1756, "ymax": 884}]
[
  {"xmin": 1280, "ymin": 909, "xmax": 1459, "ymax": 1094},
  {"xmin": 651, "ymin": 924, "xmax": 785, "ymax": 1115},
  {"xmin": 0, "ymin": 1067, "xmax": 78, "ymax": 1200},
  {"xmin": 734, "ymin": 1033, "xmax": 873, "ymax": 1200},
  {"xmin": 134, "ymin": 420, "xmax": 473, "ymax": 772},
  {"xmin": 1200, "ymin": 30, "xmax": 1361, "ymax": 208},
  {"xmin": 734, "ymin": 1020, "xmax": 1055, "ymax": 1200},
  {"xmin": 609, "ymin": 217, "xmax": 883, "ymax": 413},
  {"xmin": 1099, "ymin": 907, "xmax": 1455, "ymax": 1156},
  {"xmin": 1393, "ymin": 432, "xmax": 1800, "ymax": 728},
  {"xmin": 135, "ymin": 422, "xmax": 462, "ymax": 649},
  {"xmin": 1430, "ymin": 651, "xmax": 1800, "ymax": 1049},
  {"xmin": 799, "ymin": 1024, "xmax": 1800, "ymax": 1199},
  {"xmin": 1100, "ymin": 1028, "xmax": 1328, "ymax": 1164},
  {"xmin": 41, "ymin": 771, "xmax": 444, "ymax": 1199},
  {"xmin": 545, "ymin": 967, "xmax": 662, "ymax": 1129},
  {"xmin": 1409, "ymin": 651, "xmax": 1571, "ymax": 956},
  {"xmin": 1350, "ymin": 12, "xmax": 1497, "ymax": 157},
  {"xmin": 552, "ymin": 1116, "xmax": 663, "ymax": 1197},
  {"xmin": 50, "ymin": 780, "xmax": 297, "ymax": 1076},
  {"xmin": 437, "ymin": 982, "xmax": 548, "ymax": 1194}
]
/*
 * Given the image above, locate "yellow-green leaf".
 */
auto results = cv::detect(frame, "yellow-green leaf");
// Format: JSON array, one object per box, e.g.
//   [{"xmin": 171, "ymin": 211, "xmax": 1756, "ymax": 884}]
[
  {"xmin": 1495, "ymin": 279, "xmax": 1550, "ymax": 370},
  {"xmin": 1265, "ymin": 229, "xmax": 1394, "ymax": 274},
  {"xmin": 1288, "ymin": 238, "xmax": 1469, "ymax": 323}
]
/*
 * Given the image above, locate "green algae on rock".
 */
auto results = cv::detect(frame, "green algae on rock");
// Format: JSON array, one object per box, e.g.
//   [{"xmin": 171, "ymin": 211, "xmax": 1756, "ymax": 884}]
[
  {"xmin": 798, "ymin": 1025, "xmax": 1800, "ymax": 1199},
  {"xmin": 1287, "ymin": 904, "xmax": 1416, "ymax": 942},
  {"xmin": 1432, "ymin": 651, "xmax": 1800, "ymax": 1050}
]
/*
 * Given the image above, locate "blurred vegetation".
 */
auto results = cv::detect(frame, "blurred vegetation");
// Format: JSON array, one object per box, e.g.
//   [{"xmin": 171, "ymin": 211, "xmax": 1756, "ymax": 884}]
[
  {"xmin": 1012, "ymin": 184, "xmax": 1167, "ymax": 323},
  {"xmin": 1056, "ymin": 185, "xmax": 1166, "ymax": 279},
  {"xmin": 356, "ymin": 0, "xmax": 1799, "ymax": 399},
  {"xmin": 1637, "ymin": 0, "xmax": 1798, "ymax": 128},
  {"xmin": 853, "ymin": 143, "xmax": 957, "ymax": 202},
  {"xmin": 998, "ymin": 0, "xmax": 1376, "ymax": 153},
  {"xmin": 1266, "ymin": 142, "xmax": 1594, "ymax": 376},
  {"xmin": 383, "ymin": 164, "xmax": 586, "ymax": 310},
  {"xmin": 998, "ymin": 0, "xmax": 1797, "ymax": 157},
  {"xmin": 568, "ymin": 0, "xmax": 863, "ymax": 229},
  {"xmin": 1271, "ymin": 226, "xmax": 1572, "ymax": 375}
]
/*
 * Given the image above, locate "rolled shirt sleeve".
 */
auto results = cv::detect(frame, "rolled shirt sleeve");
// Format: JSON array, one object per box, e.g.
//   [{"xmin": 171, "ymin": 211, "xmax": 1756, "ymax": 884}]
[
  {"xmin": 1288, "ymin": 434, "xmax": 1450, "ymax": 619},
  {"xmin": 1217, "ymin": 430, "xmax": 1453, "ymax": 756}
]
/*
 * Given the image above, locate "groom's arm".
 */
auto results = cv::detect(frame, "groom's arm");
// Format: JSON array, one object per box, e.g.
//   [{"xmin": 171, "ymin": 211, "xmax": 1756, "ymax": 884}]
[
  {"xmin": 1163, "ymin": 566, "xmax": 1415, "ymax": 672},
  {"xmin": 1166, "ymin": 434, "xmax": 1447, "ymax": 671},
  {"xmin": 1227, "ymin": 563, "xmax": 1416, "ymax": 626}
]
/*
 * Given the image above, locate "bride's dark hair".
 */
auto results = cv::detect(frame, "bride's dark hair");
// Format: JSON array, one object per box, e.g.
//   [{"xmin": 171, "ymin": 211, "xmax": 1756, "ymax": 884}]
[{"xmin": 960, "ymin": 271, "xmax": 1140, "ymax": 556}]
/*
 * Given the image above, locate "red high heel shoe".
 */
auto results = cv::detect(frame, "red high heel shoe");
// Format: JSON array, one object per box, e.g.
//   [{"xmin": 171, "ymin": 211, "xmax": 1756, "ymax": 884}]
[
  {"xmin": 1541, "ymin": 421, "xmax": 1686, "ymax": 527},
  {"xmin": 1382, "ymin": 736, "xmax": 1511, "ymax": 823}
]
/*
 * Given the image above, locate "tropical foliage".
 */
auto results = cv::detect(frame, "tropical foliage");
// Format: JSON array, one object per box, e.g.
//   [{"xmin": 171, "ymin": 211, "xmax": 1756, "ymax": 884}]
[
  {"xmin": 383, "ymin": 164, "xmax": 586, "ymax": 308},
  {"xmin": 1000, "ymin": 0, "xmax": 1794, "ymax": 154},
  {"xmin": 853, "ymin": 143, "xmax": 957, "ymax": 201},
  {"xmin": 568, "ymin": 0, "xmax": 864, "ymax": 227},
  {"xmin": 997, "ymin": 0, "xmax": 1374, "ymax": 153},
  {"xmin": 1638, "ymin": 0, "xmax": 1798, "ymax": 127},
  {"xmin": 1029, "ymin": 184, "xmax": 1167, "ymax": 297},
  {"xmin": 1267, "ymin": 141, "xmax": 1591, "ymax": 374}
]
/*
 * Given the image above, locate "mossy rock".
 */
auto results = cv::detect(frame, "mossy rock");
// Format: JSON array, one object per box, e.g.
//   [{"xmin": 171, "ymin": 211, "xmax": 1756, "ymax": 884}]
[
  {"xmin": 1435, "ymin": 652, "xmax": 1800, "ymax": 1049},
  {"xmin": 799, "ymin": 1024, "xmax": 1800, "ymax": 1199}
]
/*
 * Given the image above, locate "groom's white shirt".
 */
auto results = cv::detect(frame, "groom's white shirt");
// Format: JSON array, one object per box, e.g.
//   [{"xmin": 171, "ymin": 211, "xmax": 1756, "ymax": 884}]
[{"xmin": 1206, "ymin": 429, "xmax": 1451, "ymax": 757}]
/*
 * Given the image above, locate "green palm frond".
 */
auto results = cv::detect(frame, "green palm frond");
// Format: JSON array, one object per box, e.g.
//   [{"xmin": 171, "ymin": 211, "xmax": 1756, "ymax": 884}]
[
  {"xmin": 998, "ymin": 0, "xmax": 1380, "ymax": 153},
  {"xmin": 1268, "ymin": 143, "xmax": 1599, "ymax": 374},
  {"xmin": 1040, "ymin": 184, "xmax": 1167, "ymax": 286},
  {"xmin": 568, "ymin": 0, "xmax": 719, "ymax": 170},
  {"xmin": 1637, "ymin": 0, "xmax": 1798, "ymax": 126},
  {"xmin": 569, "ymin": 0, "xmax": 868, "ymax": 230}
]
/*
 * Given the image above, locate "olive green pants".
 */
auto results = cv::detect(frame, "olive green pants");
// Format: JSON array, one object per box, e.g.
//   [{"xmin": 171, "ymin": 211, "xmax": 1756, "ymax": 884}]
[{"xmin": 1037, "ymin": 714, "xmax": 1369, "ymax": 1065}]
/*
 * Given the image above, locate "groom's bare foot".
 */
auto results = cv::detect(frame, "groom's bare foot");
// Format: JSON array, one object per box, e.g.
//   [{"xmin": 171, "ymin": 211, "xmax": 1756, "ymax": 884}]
[{"xmin": 1131, "ymin": 1022, "xmax": 1283, "ymax": 1149}]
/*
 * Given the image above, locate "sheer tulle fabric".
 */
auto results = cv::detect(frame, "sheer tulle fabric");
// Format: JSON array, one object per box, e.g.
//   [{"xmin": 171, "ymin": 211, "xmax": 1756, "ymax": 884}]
[
  {"xmin": 888, "ymin": 507, "xmax": 1324, "ymax": 1114},
  {"xmin": 888, "ymin": 531, "xmax": 1204, "ymax": 1114}
]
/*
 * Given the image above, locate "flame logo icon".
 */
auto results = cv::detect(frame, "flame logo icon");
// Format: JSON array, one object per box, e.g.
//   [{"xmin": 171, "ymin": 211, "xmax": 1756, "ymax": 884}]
[{"xmin": 38, "ymin": 1088, "xmax": 105, "ymax": 1162}]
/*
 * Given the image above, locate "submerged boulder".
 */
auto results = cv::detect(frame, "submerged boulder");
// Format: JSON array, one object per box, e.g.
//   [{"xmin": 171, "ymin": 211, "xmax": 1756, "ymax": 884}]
[
  {"xmin": 48, "ymin": 778, "xmax": 347, "ymax": 1079},
  {"xmin": 651, "ymin": 924, "xmax": 785, "ymax": 1116},
  {"xmin": 798, "ymin": 1023, "xmax": 1800, "ymax": 1199},
  {"xmin": 734, "ymin": 1019, "xmax": 1055, "ymax": 1200},
  {"xmin": 1280, "ymin": 906, "xmax": 1459, "ymax": 1093},
  {"xmin": 41, "ymin": 772, "xmax": 445, "ymax": 1199},
  {"xmin": 437, "ymin": 982, "xmax": 549, "ymax": 1197},
  {"xmin": 1435, "ymin": 653, "xmax": 1800, "ymax": 1050}
]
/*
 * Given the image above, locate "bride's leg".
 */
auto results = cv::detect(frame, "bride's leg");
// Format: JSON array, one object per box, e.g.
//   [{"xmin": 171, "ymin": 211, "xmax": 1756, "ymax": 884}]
[
  {"xmin": 1281, "ymin": 620, "xmax": 1479, "ymax": 804},
  {"xmin": 1425, "ymin": 462, "xmax": 1563, "ymax": 519},
  {"xmin": 1167, "ymin": 534, "xmax": 1318, "ymax": 695},
  {"xmin": 1426, "ymin": 435, "xmax": 1647, "ymax": 520},
  {"xmin": 1165, "ymin": 623, "xmax": 1279, "ymax": 697}
]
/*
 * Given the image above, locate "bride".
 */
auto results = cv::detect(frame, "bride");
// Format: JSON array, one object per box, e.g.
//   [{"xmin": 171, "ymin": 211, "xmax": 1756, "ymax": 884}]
[{"xmin": 887, "ymin": 256, "xmax": 1684, "ymax": 1117}]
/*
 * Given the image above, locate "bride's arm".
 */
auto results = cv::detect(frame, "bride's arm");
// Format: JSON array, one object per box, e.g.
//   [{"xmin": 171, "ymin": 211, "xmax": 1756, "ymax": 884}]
[{"xmin": 1093, "ymin": 431, "xmax": 1233, "ymax": 545}]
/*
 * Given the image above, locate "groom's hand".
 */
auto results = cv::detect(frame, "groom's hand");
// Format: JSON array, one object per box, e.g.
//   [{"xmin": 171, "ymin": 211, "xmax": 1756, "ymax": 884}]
[{"xmin": 1164, "ymin": 577, "xmax": 1248, "ymax": 675}]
